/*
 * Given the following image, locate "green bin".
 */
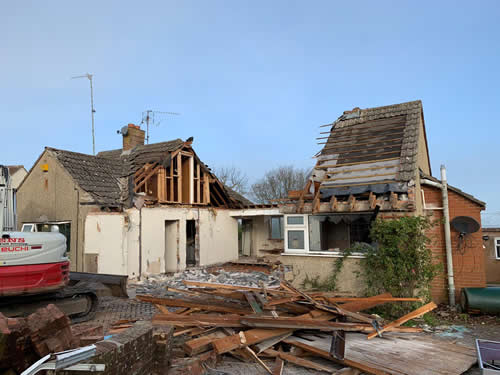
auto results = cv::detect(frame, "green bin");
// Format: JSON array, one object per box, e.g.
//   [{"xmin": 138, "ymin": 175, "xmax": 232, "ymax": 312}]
[{"xmin": 461, "ymin": 287, "xmax": 500, "ymax": 314}]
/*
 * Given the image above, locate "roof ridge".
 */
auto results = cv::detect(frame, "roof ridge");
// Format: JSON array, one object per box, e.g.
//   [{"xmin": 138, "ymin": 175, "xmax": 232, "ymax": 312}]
[{"xmin": 46, "ymin": 147, "xmax": 96, "ymax": 158}]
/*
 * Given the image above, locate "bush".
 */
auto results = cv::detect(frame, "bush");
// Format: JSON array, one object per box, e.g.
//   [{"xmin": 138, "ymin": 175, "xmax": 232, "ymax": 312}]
[
  {"xmin": 361, "ymin": 216, "xmax": 441, "ymax": 317},
  {"xmin": 317, "ymin": 216, "xmax": 441, "ymax": 318}
]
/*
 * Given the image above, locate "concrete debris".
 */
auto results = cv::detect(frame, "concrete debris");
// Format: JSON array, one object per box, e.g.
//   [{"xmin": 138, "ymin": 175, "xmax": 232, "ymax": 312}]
[{"xmin": 132, "ymin": 268, "xmax": 283, "ymax": 296}]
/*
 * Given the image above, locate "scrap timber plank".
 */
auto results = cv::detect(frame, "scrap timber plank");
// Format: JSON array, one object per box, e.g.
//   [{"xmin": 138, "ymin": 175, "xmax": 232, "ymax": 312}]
[
  {"xmin": 283, "ymin": 337, "xmax": 390, "ymax": 375},
  {"xmin": 183, "ymin": 330, "xmax": 227, "ymax": 356},
  {"xmin": 137, "ymin": 295, "xmax": 252, "ymax": 315},
  {"xmin": 366, "ymin": 302, "xmax": 437, "ymax": 340},
  {"xmin": 211, "ymin": 310, "xmax": 334, "ymax": 354},
  {"xmin": 153, "ymin": 313, "xmax": 243, "ymax": 328},
  {"xmin": 183, "ymin": 280, "xmax": 293, "ymax": 295},
  {"xmin": 264, "ymin": 348, "xmax": 339, "ymax": 373}
]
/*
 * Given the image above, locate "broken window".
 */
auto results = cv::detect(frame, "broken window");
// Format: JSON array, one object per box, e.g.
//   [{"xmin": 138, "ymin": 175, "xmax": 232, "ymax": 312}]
[
  {"xmin": 308, "ymin": 215, "xmax": 371, "ymax": 252},
  {"xmin": 269, "ymin": 216, "xmax": 284, "ymax": 240}
]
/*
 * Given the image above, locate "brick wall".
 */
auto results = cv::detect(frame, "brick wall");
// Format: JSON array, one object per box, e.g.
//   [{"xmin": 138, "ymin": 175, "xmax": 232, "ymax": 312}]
[
  {"xmin": 58, "ymin": 321, "xmax": 173, "ymax": 375},
  {"xmin": 422, "ymin": 185, "xmax": 486, "ymax": 304}
]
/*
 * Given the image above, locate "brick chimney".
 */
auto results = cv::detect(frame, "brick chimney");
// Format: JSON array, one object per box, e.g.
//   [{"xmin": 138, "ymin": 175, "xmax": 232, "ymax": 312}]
[{"xmin": 122, "ymin": 124, "xmax": 145, "ymax": 150}]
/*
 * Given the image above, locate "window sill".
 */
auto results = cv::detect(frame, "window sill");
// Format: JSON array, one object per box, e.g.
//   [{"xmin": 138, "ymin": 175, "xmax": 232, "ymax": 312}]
[{"xmin": 281, "ymin": 251, "xmax": 366, "ymax": 259}]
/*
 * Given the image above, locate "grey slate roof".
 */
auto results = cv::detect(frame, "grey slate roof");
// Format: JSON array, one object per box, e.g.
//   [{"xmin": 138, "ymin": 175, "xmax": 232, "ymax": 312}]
[
  {"xmin": 47, "ymin": 148, "xmax": 124, "ymax": 206},
  {"xmin": 224, "ymin": 186, "xmax": 254, "ymax": 206},
  {"xmin": 316, "ymin": 101, "xmax": 425, "ymax": 194}
]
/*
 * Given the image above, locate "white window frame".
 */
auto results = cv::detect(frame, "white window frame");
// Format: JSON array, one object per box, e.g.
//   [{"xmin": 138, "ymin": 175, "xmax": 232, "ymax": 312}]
[
  {"xmin": 284, "ymin": 214, "xmax": 309, "ymax": 254},
  {"xmin": 495, "ymin": 238, "xmax": 500, "ymax": 260}
]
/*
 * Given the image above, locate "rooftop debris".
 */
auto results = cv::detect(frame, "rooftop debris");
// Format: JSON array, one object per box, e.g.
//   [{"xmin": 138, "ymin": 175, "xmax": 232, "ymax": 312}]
[{"xmin": 134, "ymin": 278, "xmax": 477, "ymax": 374}]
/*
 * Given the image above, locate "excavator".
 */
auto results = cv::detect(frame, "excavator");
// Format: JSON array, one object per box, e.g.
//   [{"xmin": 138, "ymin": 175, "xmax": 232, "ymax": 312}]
[{"xmin": 0, "ymin": 165, "xmax": 98, "ymax": 322}]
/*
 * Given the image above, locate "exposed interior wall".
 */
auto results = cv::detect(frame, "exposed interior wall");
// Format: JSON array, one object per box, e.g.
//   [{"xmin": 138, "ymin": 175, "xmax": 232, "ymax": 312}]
[
  {"xmin": 280, "ymin": 254, "xmax": 365, "ymax": 294},
  {"xmin": 84, "ymin": 213, "xmax": 128, "ymax": 275},
  {"xmin": 249, "ymin": 216, "xmax": 284, "ymax": 257},
  {"xmin": 16, "ymin": 151, "xmax": 93, "ymax": 271},
  {"xmin": 481, "ymin": 229, "xmax": 500, "ymax": 285},
  {"xmin": 85, "ymin": 207, "xmax": 239, "ymax": 277},
  {"xmin": 423, "ymin": 185, "xmax": 486, "ymax": 303},
  {"xmin": 198, "ymin": 209, "xmax": 238, "ymax": 266}
]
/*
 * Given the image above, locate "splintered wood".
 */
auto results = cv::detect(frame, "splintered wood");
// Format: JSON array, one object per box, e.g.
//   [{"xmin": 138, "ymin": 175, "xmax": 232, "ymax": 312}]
[{"xmin": 137, "ymin": 281, "xmax": 475, "ymax": 375}]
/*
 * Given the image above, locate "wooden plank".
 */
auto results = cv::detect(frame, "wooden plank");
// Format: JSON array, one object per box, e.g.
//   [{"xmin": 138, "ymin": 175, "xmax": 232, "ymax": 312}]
[
  {"xmin": 239, "ymin": 317, "xmax": 421, "ymax": 333},
  {"xmin": 183, "ymin": 280, "xmax": 292, "ymax": 295},
  {"xmin": 328, "ymin": 297, "xmax": 421, "ymax": 303},
  {"xmin": 155, "ymin": 304, "xmax": 171, "ymax": 315},
  {"xmin": 264, "ymin": 296, "xmax": 302, "ymax": 307},
  {"xmin": 137, "ymin": 295, "xmax": 252, "ymax": 315},
  {"xmin": 244, "ymin": 291, "xmax": 263, "ymax": 314},
  {"xmin": 336, "ymin": 293, "xmax": 392, "ymax": 312},
  {"xmin": 196, "ymin": 163, "xmax": 201, "ymax": 203},
  {"xmin": 177, "ymin": 153, "xmax": 182, "ymax": 202},
  {"xmin": 134, "ymin": 164, "xmax": 161, "ymax": 192},
  {"xmin": 243, "ymin": 345, "xmax": 273, "ymax": 374},
  {"xmin": 211, "ymin": 310, "xmax": 334, "ymax": 355},
  {"xmin": 264, "ymin": 349, "xmax": 338, "ymax": 373},
  {"xmin": 283, "ymin": 338, "xmax": 390, "ymax": 375},
  {"xmin": 170, "ymin": 157, "xmax": 174, "ymax": 201},
  {"xmin": 253, "ymin": 332, "xmax": 293, "ymax": 354},
  {"xmin": 183, "ymin": 330, "xmax": 227, "ymax": 356},
  {"xmin": 366, "ymin": 302, "xmax": 437, "ymax": 340},
  {"xmin": 157, "ymin": 167, "xmax": 166, "ymax": 201},
  {"xmin": 153, "ymin": 313, "xmax": 243, "ymax": 328},
  {"xmin": 271, "ymin": 356, "xmax": 284, "ymax": 375}
]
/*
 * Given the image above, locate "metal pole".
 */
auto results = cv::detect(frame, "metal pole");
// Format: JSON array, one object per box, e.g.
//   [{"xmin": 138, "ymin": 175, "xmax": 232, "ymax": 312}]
[{"xmin": 89, "ymin": 75, "xmax": 95, "ymax": 155}]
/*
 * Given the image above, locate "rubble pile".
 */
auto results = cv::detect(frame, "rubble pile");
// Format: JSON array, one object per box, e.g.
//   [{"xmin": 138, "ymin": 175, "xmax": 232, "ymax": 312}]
[
  {"xmin": 132, "ymin": 267, "xmax": 283, "ymax": 296},
  {"xmin": 136, "ymin": 278, "xmax": 450, "ymax": 374}
]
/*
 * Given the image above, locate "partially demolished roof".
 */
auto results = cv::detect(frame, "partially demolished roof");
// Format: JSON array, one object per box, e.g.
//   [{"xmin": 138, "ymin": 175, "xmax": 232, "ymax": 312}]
[
  {"xmin": 315, "ymin": 100, "xmax": 426, "ymax": 197},
  {"xmin": 97, "ymin": 139, "xmax": 185, "ymax": 176},
  {"xmin": 45, "ymin": 139, "xmax": 247, "ymax": 209},
  {"xmin": 47, "ymin": 147, "xmax": 123, "ymax": 206}
]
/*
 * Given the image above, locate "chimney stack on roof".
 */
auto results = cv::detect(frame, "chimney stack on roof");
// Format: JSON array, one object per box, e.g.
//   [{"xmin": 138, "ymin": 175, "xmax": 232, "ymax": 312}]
[{"xmin": 122, "ymin": 124, "xmax": 145, "ymax": 150}]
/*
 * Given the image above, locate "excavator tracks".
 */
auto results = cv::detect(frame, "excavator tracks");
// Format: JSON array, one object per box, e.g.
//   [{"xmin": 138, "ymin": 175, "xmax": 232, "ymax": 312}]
[{"xmin": 0, "ymin": 283, "xmax": 99, "ymax": 323}]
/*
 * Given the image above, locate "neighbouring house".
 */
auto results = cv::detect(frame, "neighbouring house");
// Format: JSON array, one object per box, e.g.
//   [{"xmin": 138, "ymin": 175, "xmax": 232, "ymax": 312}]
[
  {"xmin": 0, "ymin": 165, "xmax": 27, "ymax": 231},
  {"xmin": 6, "ymin": 166, "xmax": 27, "ymax": 190},
  {"xmin": 17, "ymin": 124, "xmax": 277, "ymax": 275},
  {"xmin": 481, "ymin": 228, "xmax": 500, "ymax": 285},
  {"xmin": 277, "ymin": 100, "xmax": 486, "ymax": 304}
]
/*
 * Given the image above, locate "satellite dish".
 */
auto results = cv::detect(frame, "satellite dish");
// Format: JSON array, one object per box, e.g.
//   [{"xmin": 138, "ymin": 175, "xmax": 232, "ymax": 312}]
[
  {"xmin": 117, "ymin": 126, "xmax": 129, "ymax": 136},
  {"xmin": 451, "ymin": 216, "xmax": 480, "ymax": 234}
]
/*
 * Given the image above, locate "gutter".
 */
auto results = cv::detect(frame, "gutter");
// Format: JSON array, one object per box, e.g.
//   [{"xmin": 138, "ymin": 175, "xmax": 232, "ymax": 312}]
[{"xmin": 421, "ymin": 165, "xmax": 455, "ymax": 306}]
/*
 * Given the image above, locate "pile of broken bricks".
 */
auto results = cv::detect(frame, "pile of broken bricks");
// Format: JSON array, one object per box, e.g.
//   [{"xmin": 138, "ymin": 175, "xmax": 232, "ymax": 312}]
[{"xmin": 137, "ymin": 279, "xmax": 438, "ymax": 374}]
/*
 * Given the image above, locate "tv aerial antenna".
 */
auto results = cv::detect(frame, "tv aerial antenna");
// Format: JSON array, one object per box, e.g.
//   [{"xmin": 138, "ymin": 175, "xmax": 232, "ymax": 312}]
[
  {"xmin": 141, "ymin": 110, "xmax": 180, "ymax": 144},
  {"xmin": 71, "ymin": 73, "xmax": 96, "ymax": 155}
]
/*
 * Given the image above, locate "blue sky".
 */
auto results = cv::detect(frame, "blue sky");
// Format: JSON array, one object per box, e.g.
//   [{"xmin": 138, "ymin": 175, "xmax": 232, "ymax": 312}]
[{"xmin": 1, "ymin": 1, "xmax": 499, "ymax": 224}]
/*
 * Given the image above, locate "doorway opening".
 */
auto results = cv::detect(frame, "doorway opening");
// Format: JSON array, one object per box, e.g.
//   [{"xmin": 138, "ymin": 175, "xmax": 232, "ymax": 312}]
[
  {"xmin": 164, "ymin": 220, "xmax": 179, "ymax": 273},
  {"xmin": 186, "ymin": 219, "xmax": 196, "ymax": 266}
]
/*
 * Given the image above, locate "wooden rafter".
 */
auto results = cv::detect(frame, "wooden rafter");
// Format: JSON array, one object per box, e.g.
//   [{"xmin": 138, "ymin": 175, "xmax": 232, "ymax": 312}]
[
  {"xmin": 134, "ymin": 164, "xmax": 161, "ymax": 192},
  {"xmin": 348, "ymin": 195, "xmax": 356, "ymax": 211},
  {"xmin": 369, "ymin": 192, "xmax": 377, "ymax": 209},
  {"xmin": 330, "ymin": 195, "xmax": 338, "ymax": 211}
]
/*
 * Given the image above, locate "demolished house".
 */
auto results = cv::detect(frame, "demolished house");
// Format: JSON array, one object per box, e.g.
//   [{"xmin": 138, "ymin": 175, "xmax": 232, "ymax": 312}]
[
  {"xmin": 278, "ymin": 100, "xmax": 486, "ymax": 303},
  {"xmin": 16, "ymin": 124, "xmax": 278, "ymax": 276}
]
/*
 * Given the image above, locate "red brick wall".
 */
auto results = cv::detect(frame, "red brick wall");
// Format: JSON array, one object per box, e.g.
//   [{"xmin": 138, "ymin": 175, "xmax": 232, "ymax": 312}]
[{"xmin": 423, "ymin": 185, "xmax": 486, "ymax": 304}]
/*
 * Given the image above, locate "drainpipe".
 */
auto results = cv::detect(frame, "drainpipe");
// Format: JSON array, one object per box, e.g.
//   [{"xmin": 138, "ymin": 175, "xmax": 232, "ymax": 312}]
[
  {"xmin": 74, "ymin": 187, "xmax": 80, "ymax": 271},
  {"xmin": 421, "ymin": 165, "xmax": 455, "ymax": 307},
  {"xmin": 138, "ymin": 207, "xmax": 142, "ymax": 281}
]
